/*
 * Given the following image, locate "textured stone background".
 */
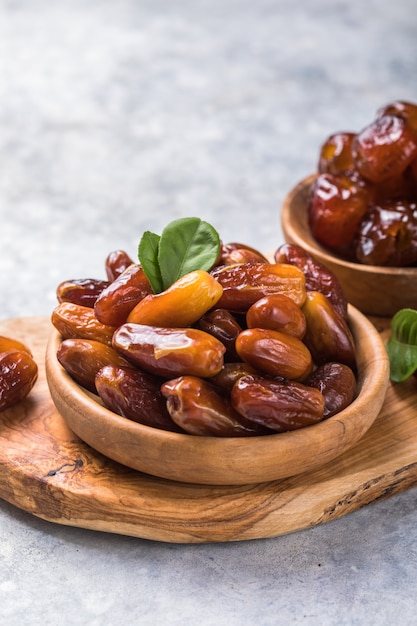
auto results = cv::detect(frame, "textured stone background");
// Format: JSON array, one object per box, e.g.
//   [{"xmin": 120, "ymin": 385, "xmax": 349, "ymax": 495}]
[
  {"xmin": 1, "ymin": 2, "xmax": 417, "ymax": 625},
  {"xmin": 1, "ymin": 0, "xmax": 417, "ymax": 317}
]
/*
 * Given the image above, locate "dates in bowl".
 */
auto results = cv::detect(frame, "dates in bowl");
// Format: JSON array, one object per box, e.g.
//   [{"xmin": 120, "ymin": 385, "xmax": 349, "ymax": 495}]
[
  {"xmin": 45, "ymin": 218, "xmax": 389, "ymax": 485},
  {"xmin": 281, "ymin": 100, "xmax": 417, "ymax": 317}
]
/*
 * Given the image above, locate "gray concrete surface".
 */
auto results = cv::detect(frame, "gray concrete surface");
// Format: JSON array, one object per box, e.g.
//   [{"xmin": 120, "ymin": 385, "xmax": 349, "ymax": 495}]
[{"xmin": 1, "ymin": 1, "xmax": 417, "ymax": 624}]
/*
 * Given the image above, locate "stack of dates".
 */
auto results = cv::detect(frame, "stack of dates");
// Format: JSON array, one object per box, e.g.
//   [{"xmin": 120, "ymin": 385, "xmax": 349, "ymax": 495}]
[
  {"xmin": 309, "ymin": 100, "xmax": 417, "ymax": 266},
  {"xmin": 52, "ymin": 243, "xmax": 357, "ymax": 437}
]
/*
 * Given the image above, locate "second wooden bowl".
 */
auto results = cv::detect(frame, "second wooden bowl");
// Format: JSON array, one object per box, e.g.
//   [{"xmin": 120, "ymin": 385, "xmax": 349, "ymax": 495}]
[
  {"xmin": 45, "ymin": 306, "xmax": 389, "ymax": 486},
  {"xmin": 281, "ymin": 175, "xmax": 417, "ymax": 317}
]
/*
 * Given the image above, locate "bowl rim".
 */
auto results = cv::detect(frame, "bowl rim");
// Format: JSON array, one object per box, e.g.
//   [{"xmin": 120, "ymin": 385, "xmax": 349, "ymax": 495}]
[
  {"xmin": 45, "ymin": 305, "xmax": 390, "ymax": 485},
  {"xmin": 282, "ymin": 174, "xmax": 417, "ymax": 276}
]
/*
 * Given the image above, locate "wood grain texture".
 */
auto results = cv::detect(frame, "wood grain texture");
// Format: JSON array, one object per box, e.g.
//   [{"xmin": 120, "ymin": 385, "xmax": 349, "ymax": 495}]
[
  {"xmin": 0, "ymin": 316, "xmax": 416, "ymax": 544},
  {"xmin": 45, "ymin": 305, "xmax": 389, "ymax": 486}
]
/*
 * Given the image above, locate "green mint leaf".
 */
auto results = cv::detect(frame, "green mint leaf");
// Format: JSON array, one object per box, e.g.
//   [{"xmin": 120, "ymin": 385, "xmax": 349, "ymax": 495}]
[
  {"xmin": 138, "ymin": 230, "xmax": 164, "ymax": 294},
  {"xmin": 386, "ymin": 308, "xmax": 417, "ymax": 382},
  {"xmin": 157, "ymin": 217, "xmax": 220, "ymax": 290}
]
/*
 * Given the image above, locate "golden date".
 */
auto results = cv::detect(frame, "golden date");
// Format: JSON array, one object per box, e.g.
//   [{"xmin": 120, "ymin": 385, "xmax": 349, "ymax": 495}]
[
  {"xmin": 127, "ymin": 270, "xmax": 223, "ymax": 327},
  {"xmin": 57, "ymin": 338, "xmax": 130, "ymax": 393},
  {"xmin": 51, "ymin": 302, "xmax": 117, "ymax": 346}
]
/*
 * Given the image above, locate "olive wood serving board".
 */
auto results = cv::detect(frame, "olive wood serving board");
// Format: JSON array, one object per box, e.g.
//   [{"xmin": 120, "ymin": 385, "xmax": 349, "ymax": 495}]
[{"xmin": 0, "ymin": 316, "xmax": 416, "ymax": 544}]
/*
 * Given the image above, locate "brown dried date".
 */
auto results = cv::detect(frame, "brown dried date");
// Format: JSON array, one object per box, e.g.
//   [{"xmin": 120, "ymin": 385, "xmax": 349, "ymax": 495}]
[
  {"xmin": 218, "ymin": 242, "xmax": 269, "ymax": 265},
  {"xmin": 57, "ymin": 338, "xmax": 130, "ymax": 393},
  {"xmin": 274, "ymin": 243, "xmax": 348, "ymax": 319},
  {"xmin": 246, "ymin": 293, "xmax": 306, "ymax": 339},
  {"xmin": 56, "ymin": 278, "xmax": 110, "ymax": 308},
  {"xmin": 105, "ymin": 249, "xmax": 135, "ymax": 281},
  {"xmin": 210, "ymin": 262, "xmax": 306, "ymax": 312},
  {"xmin": 355, "ymin": 200, "xmax": 417, "ymax": 266},
  {"xmin": 161, "ymin": 375, "xmax": 268, "ymax": 436},
  {"xmin": 95, "ymin": 365, "xmax": 181, "ymax": 432},
  {"xmin": 51, "ymin": 302, "xmax": 117, "ymax": 346},
  {"xmin": 112, "ymin": 323, "xmax": 226, "ymax": 378},
  {"xmin": 305, "ymin": 362, "xmax": 357, "ymax": 419},
  {"xmin": 302, "ymin": 291, "xmax": 356, "ymax": 370},
  {"xmin": 231, "ymin": 374, "xmax": 325, "ymax": 433},
  {"xmin": 210, "ymin": 362, "xmax": 260, "ymax": 393},
  {"xmin": 0, "ymin": 350, "xmax": 38, "ymax": 411},
  {"xmin": 94, "ymin": 264, "xmax": 153, "ymax": 327},
  {"xmin": 197, "ymin": 308, "xmax": 242, "ymax": 361},
  {"xmin": 353, "ymin": 114, "xmax": 417, "ymax": 183},
  {"xmin": 235, "ymin": 327, "xmax": 313, "ymax": 380},
  {"xmin": 318, "ymin": 132, "xmax": 357, "ymax": 176}
]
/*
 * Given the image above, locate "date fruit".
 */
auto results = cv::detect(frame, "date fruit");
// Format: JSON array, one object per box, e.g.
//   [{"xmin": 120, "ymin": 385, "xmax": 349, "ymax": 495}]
[
  {"xmin": 210, "ymin": 262, "xmax": 306, "ymax": 312},
  {"xmin": 355, "ymin": 201, "xmax": 417, "ymax": 266},
  {"xmin": 161, "ymin": 375, "xmax": 267, "ymax": 436},
  {"xmin": 56, "ymin": 278, "xmax": 110, "ymax": 308},
  {"xmin": 94, "ymin": 264, "xmax": 153, "ymax": 327},
  {"xmin": 95, "ymin": 365, "xmax": 181, "ymax": 432},
  {"xmin": 0, "ymin": 350, "xmax": 38, "ymax": 411},
  {"xmin": 231, "ymin": 374, "xmax": 325, "ymax": 432},
  {"xmin": 126, "ymin": 270, "xmax": 223, "ymax": 327},
  {"xmin": 246, "ymin": 293, "xmax": 306, "ymax": 338},
  {"xmin": 353, "ymin": 114, "xmax": 417, "ymax": 183},
  {"xmin": 112, "ymin": 323, "xmax": 226, "ymax": 378},
  {"xmin": 197, "ymin": 308, "xmax": 242, "ymax": 361},
  {"xmin": 274, "ymin": 243, "xmax": 348, "ymax": 319},
  {"xmin": 235, "ymin": 327, "xmax": 313, "ymax": 380},
  {"xmin": 57, "ymin": 338, "xmax": 130, "ymax": 393},
  {"xmin": 302, "ymin": 291, "xmax": 356, "ymax": 370},
  {"xmin": 51, "ymin": 302, "xmax": 117, "ymax": 346},
  {"xmin": 305, "ymin": 362, "xmax": 356, "ymax": 419}
]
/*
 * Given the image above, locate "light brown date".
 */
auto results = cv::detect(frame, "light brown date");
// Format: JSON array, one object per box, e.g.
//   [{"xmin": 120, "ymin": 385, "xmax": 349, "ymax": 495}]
[
  {"xmin": 95, "ymin": 365, "xmax": 181, "ymax": 432},
  {"xmin": 274, "ymin": 243, "xmax": 348, "ymax": 319},
  {"xmin": 210, "ymin": 262, "xmax": 306, "ymax": 312},
  {"xmin": 0, "ymin": 350, "xmax": 38, "ymax": 411},
  {"xmin": 161, "ymin": 375, "xmax": 268, "ymax": 436},
  {"xmin": 218, "ymin": 242, "xmax": 269, "ymax": 265},
  {"xmin": 246, "ymin": 293, "xmax": 306, "ymax": 338},
  {"xmin": 197, "ymin": 308, "xmax": 243, "ymax": 361},
  {"xmin": 231, "ymin": 374, "xmax": 325, "ymax": 432},
  {"xmin": 57, "ymin": 338, "xmax": 130, "ymax": 393},
  {"xmin": 94, "ymin": 264, "xmax": 153, "ymax": 327},
  {"xmin": 235, "ymin": 327, "xmax": 313, "ymax": 380},
  {"xmin": 105, "ymin": 249, "xmax": 135, "ymax": 282},
  {"xmin": 305, "ymin": 362, "xmax": 357, "ymax": 419},
  {"xmin": 112, "ymin": 323, "xmax": 226, "ymax": 378},
  {"xmin": 51, "ymin": 302, "xmax": 117, "ymax": 346},
  {"xmin": 302, "ymin": 291, "xmax": 357, "ymax": 370},
  {"xmin": 0, "ymin": 336, "xmax": 33, "ymax": 356},
  {"xmin": 126, "ymin": 270, "xmax": 223, "ymax": 327},
  {"xmin": 56, "ymin": 278, "xmax": 110, "ymax": 308}
]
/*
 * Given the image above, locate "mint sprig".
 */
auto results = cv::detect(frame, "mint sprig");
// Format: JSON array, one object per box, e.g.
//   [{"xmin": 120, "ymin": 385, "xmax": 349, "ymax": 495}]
[{"xmin": 138, "ymin": 217, "xmax": 221, "ymax": 293}]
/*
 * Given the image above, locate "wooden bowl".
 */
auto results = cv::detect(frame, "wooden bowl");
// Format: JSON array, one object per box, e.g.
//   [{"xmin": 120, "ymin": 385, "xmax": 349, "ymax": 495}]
[
  {"xmin": 281, "ymin": 175, "xmax": 417, "ymax": 317},
  {"xmin": 45, "ymin": 306, "xmax": 389, "ymax": 486}
]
